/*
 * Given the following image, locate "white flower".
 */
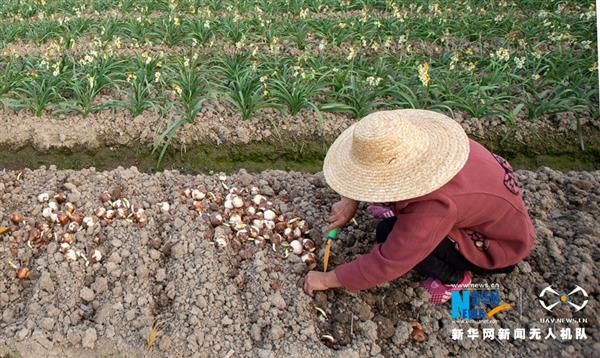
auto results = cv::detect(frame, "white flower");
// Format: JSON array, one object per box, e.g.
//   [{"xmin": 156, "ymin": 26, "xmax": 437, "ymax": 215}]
[
  {"xmin": 494, "ymin": 48, "xmax": 510, "ymax": 62},
  {"xmin": 580, "ymin": 7, "xmax": 595, "ymax": 20},
  {"xmin": 87, "ymin": 75, "xmax": 96, "ymax": 88},
  {"xmin": 318, "ymin": 39, "xmax": 327, "ymax": 51},
  {"xmin": 418, "ymin": 62, "xmax": 430, "ymax": 87},
  {"xmin": 113, "ymin": 36, "xmax": 122, "ymax": 49},
  {"xmin": 172, "ymin": 84, "xmax": 182, "ymax": 95},
  {"xmin": 449, "ymin": 53, "xmax": 459, "ymax": 70},
  {"xmin": 383, "ymin": 37, "xmax": 392, "ymax": 48},
  {"xmin": 514, "ymin": 57, "xmax": 525, "ymax": 69},
  {"xmin": 292, "ymin": 66, "xmax": 302, "ymax": 77},
  {"xmin": 346, "ymin": 47, "xmax": 356, "ymax": 61},
  {"xmin": 366, "ymin": 76, "xmax": 382, "ymax": 87},
  {"xmin": 581, "ymin": 40, "xmax": 592, "ymax": 50},
  {"xmin": 126, "ymin": 72, "xmax": 137, "ymax": 83}
]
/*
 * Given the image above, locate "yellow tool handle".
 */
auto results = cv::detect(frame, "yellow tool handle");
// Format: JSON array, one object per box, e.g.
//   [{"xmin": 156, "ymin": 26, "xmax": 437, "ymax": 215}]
[
  {"xmin": 322, "ymin": 228, "xmax": 339, "ymax": 272},
  {"xmin": 323, "ymin": 239, "xmax": 332, "ymax": 272}
]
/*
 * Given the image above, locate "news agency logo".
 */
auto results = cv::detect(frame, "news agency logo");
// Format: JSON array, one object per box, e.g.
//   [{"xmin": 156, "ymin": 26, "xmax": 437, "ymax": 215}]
[
  {"xmin": 451, "ymin": 288, "xmax": 512, "ymax": 320},
  {"xmin": 539, "ymin": 286, "xmax": 589, "ymax": 312}
]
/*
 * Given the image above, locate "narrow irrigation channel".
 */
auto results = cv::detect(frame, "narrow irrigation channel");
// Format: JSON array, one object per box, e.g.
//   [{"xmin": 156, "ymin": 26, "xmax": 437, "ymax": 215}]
[{"xmin": 1, "ymin": 133, "xmax": 599, "ymax": 173}]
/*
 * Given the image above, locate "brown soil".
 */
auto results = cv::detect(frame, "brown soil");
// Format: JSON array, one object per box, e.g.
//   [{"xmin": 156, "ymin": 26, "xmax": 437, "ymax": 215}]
[
  {"xmin": 0, "ymin": 103, "xmax": 596, "ymax": 150},
  {"xmin": 0, "ymin": 167, "xmax": 598, "ymax": 357},
  {"xmin": 0, "ymin": 104, "xmax": 352, "ymax": 150}
]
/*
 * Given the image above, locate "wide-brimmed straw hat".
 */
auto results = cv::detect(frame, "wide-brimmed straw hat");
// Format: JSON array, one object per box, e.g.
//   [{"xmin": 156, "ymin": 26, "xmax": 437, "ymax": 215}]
[{"xmin": 323, "ymin": 109, "xmax": 470, "ymax": 202}]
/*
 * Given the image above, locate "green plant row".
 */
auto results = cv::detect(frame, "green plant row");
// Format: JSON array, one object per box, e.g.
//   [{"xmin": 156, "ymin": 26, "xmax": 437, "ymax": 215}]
[
  {"xmin": 0, "ymin": 0, "xmax": 596, "ymax": 166},
  {"xmin": 1, "ymin": 0, "xmax": 382, "ymax": 19},
  {"xmin": 0, "ymin": 1, "xmax": 595, "ymax": 50},
  {"xmin": 1, "ymin": 48, "xmax": 596, "ymax": 121},
  {"xmin": 1, "ymin": 0, "xmax": 587, "ymax": 22}
]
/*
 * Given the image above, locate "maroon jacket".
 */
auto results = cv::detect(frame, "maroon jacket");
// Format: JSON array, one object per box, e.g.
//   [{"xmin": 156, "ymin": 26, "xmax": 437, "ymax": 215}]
[{"xmin": 335, "ymin": 140, "xmax": 536, "ymax": 291}]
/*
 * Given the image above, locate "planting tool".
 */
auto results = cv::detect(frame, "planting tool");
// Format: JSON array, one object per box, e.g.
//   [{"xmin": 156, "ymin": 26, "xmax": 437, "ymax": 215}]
[{"xmin": 322, "ymin": 227, "xmax": 340, "ymax": 272}]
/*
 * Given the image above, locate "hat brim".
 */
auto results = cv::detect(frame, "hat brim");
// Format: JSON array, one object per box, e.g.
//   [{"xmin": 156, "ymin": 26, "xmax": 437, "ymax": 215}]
[{"xmin": 323, "ymin": 110, "xmax": 470, "ymax": 202}]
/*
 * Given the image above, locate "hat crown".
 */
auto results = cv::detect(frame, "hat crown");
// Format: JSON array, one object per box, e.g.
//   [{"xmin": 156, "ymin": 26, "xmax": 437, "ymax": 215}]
[{"xmin": 351, "ymin": 111, "xmax": 428, "ymax": 165}]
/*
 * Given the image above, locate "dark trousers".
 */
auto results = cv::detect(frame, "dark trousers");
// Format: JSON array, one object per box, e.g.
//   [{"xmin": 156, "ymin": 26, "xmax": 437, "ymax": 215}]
[{"xmin": 376, "ymin": 217, "xmax": 515, "ymax": 284}]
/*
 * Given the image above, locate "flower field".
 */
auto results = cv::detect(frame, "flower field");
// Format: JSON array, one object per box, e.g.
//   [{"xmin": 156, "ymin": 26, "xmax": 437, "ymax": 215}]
[{"xmin": 0, "ymin": 0, "xmax": 597, "ymax": 164}]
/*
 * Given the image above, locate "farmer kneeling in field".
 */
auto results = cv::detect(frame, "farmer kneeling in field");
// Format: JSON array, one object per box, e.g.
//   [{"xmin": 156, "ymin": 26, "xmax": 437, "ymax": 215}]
[{"xmin": 303, "ymin": 109, "xmax": 535, "ymax": 304}]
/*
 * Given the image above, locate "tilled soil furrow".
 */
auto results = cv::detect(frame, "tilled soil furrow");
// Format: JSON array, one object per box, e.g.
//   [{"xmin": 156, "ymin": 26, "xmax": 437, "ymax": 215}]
[{"xmin": 0, "ymin": 166, "xmax": 598, "ymax": 357}]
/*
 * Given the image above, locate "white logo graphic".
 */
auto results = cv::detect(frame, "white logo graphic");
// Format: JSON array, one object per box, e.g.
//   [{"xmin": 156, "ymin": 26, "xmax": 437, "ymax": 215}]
[{"xmin": 539, "ymin": 286, "xmax": 588, "ymax": 312}]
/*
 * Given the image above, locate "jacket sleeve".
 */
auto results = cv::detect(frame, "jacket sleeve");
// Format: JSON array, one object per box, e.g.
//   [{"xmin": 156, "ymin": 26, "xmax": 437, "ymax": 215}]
[{"xmin": 335, "ymin": 196, "xmax": 457, "ymax": 291}]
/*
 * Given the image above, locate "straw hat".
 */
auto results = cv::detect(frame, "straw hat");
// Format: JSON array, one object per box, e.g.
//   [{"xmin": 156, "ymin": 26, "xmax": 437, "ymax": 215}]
[{"xmin": 323, "ymin": 109, "xmax": 470, "ymax": 202}]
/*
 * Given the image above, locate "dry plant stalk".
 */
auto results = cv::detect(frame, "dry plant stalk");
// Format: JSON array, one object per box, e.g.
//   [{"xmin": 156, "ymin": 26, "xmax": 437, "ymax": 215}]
[{"xmin": 147, "ymin": 319, "xmax": 162, "ymax": 350}]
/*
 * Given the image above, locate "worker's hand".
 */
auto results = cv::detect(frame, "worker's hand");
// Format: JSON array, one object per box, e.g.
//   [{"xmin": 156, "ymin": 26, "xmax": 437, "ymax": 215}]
[
  {"xmin": 327, "ymin": 196, "xmax": 358, "ymax": 231},
  {"xmin": 303, "ymin": 270, "xmax": 342, "ymax": 296}
]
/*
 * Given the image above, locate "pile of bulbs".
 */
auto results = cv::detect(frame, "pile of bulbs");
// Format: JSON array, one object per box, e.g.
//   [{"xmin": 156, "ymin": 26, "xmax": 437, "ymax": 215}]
[
  {"xmin": 180, "ymin": 182, "xmax": 318, "ymax": 269},
  {"xmin": 8, "ymin": 192, "xmax": 103, "ymax": 273},
  {"xmin": 94, "ymin": 191, "xmax": 147, "ymax": 226},
  {"xmin": 5, "ymin": 179, "xmax": 321, "ymax": 280}
]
